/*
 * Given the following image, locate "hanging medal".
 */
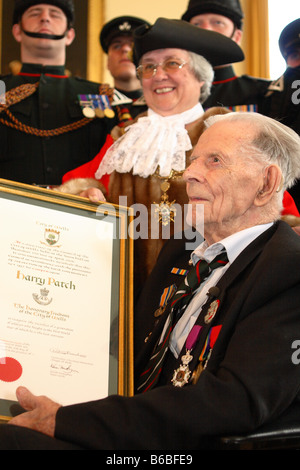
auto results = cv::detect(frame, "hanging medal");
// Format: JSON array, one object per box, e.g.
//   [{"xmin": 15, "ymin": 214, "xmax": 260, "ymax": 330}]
[
  {"xmin": 154, "ymin": 284, "xmax": 177, "ymax": 318},
  {"xmin": 144, "ymin": 284, "xmax": 177, "ymax": 343},
  {"xmin": 154, "ymin": 181, "xmax": 177, "ymax": 226},
  {"xmin": 93, "ymin": 95, "xmax": 105, "ymax": 118},
  {"xmin": 100, "ymin": 95, "xmax": 115, "ymax": 118},
  {"xmin": 172, "ymin": 325, "xmax": 202, "ymax": 387},
  {"xmin": 204, "ymin": 299, "xmax": 220, "ymax": 324},
  {"xmin": 191, "ymin": 325, "xmax": 222, "ymax": 384},
  {"xmin": 153, "ymin": 169, "xmax": 184, "ymax": 226},
  {"xmin": 79, "ymin": 94, "xmax": 95, "ymax": 118}
]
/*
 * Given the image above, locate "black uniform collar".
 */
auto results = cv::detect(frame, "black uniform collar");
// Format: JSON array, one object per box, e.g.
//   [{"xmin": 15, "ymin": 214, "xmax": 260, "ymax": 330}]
[
  {"xmin": 19, "ymin": 63, "xmax": 67, "ymax": 77},
  {"xmin": 213, "ymin": 65, "xmax": 237, "ymax": 84},
  {"xmin": 115, "ymin": 87, "xmax": 143, "ymax": 101}
]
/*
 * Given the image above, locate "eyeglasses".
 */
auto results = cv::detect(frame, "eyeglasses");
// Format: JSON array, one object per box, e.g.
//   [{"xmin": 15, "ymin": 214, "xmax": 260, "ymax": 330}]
[{"xmin": 136, "ymin": 58, "xmax": 187, "ymax": 79}]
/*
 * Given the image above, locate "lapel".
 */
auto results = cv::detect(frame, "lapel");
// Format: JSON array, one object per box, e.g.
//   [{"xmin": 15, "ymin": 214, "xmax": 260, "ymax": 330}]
[{"xmin": 182, "ymin": 223, "xmax": 279, "ymax": 375}]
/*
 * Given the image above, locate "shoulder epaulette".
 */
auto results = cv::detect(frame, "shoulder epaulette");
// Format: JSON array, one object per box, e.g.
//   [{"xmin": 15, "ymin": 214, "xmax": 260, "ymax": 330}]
[
  {"xmin": 133, "ymin": 95, "xmax": 147, "ymax": 106},
  {"xmin": 111, "ymin": 89, "xmax": 133, "ymax": 106},
  {"xmin": 267, "ymin": 75, "xmax": 284, "ymax": 91}
]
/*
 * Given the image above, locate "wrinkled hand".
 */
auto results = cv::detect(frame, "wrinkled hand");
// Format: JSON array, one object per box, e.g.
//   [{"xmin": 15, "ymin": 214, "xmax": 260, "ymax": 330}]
[
  {"xmin": 9, "ymin": 386, "xmax": 61, "ymax": 437},
  {"xmin": 79, "ymin": 187, "xmax": 106, "ymax": 203}
]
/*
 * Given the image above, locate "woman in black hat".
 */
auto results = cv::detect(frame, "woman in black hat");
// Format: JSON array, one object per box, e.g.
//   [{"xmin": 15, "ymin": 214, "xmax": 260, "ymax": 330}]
[
  {"xmin": 60, "ymin": 18, "xmax": 243, "ymax": 290},
  {"xmin": 61, "ymin": 18, "xmax": 299, "ymax": 290}
]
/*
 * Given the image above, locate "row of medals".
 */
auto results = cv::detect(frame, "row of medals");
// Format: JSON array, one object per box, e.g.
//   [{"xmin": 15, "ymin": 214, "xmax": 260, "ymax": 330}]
[{"xmin": 80, "ymin": 95, "xmax": 115, "ymax": 119}]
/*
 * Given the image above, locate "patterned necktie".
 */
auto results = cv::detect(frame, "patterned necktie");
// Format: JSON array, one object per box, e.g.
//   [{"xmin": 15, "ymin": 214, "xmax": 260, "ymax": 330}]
[{"xmin": 137, "ymin": 249, "xmax": 228, "ymax": 393}]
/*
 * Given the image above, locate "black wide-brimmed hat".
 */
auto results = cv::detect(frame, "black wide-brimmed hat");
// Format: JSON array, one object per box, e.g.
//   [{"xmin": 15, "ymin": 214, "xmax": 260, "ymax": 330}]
[
  {"xmin": 100, "ymin": 16, "xmax": 150, "ymax": 53},
  {"xmin": 279, "ymin": 18, "xmax": 300, "ymax": 59},
  {"xmin": 13, "ymin": 0, "xmax": 75, "ymax": 26},
  {"xmin": 181, "ymin": 0, "xmax": 244, "ymax": 30},
  {"xmin": 133, "ymin": 18, "xmax": 244, "ymax": 66}
]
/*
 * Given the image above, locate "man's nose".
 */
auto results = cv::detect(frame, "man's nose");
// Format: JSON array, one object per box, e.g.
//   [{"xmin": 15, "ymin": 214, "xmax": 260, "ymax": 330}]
[
  {"xmin": 121, "ymin": 43, "xmax": 131, "ymax": 52},
  {"xmin": 40, "ymin": 11, "xmax": 51, "ymax": 21},
  {"xmin": 183, "ymin": 160, "xmax": 205, "ymax": 183}
]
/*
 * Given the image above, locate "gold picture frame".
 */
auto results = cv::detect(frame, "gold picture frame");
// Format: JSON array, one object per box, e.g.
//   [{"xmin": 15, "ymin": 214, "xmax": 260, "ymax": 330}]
[{"xmin": 0, "ymin": 179, "xmax": 134, "ymax": 422}]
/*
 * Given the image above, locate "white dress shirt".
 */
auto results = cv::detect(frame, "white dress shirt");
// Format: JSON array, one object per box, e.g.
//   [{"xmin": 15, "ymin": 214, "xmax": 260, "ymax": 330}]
[{"xmin": 169, "ymin": 223, "xmax": 273, "ymax": 358}]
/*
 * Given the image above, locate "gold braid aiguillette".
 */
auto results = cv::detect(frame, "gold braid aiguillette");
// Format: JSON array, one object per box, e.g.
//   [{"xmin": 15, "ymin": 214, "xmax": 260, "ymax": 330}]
[{"xmin": 0, "ymin": 82, "xmax": 115, "ymax": 137}]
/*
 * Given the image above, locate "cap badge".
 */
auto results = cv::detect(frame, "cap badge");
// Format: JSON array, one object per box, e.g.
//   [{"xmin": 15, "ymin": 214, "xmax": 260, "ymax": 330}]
[{"xmin": 119, "ymin": 22, "xmax": 132, "ymax": 32}]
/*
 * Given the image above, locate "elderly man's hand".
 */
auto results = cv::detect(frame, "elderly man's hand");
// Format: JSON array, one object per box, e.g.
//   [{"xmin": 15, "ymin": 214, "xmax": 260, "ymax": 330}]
[
  {"xmin": 79, "ymin": 187, "xmax": 106, "ymax": 203},
  {"xmin": 8, "ymin": 387, "xmax": 61, "ymax": 438}
]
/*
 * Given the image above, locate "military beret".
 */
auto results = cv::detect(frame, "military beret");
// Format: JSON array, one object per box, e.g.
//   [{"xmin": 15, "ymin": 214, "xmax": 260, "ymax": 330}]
[
  {"xmin": 100, "ymin": 16, "xmax": 150, "ymax": 53},
  {"xmin": 133, "ymin": 17, "xmax": 244, "ymax": 66},
  {"xmin": 13, "ymin": 0, "xmax": 75, "ymax": 26},
  {"xmin": 181, "ymin": 0, "xmax": 244, "ymax": 30},
  {"xmin": 279, "ymin": 18, "xmax": 300, "ymax": 59}
]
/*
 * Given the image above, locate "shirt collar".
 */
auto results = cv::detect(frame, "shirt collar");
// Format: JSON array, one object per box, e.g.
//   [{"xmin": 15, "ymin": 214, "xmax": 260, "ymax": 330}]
[
  {"xmin": 19, "ymin": 63, "xmax": 67, "ymax": 77},
  {"xmin": 191, "ymin": 223, "xmax": 273, "ymax": 265}
]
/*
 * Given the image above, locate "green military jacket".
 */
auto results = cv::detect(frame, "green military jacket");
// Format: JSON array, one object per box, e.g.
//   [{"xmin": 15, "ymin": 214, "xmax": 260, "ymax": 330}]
[
  {"xmin": 0, "ymin": 63, "xmax": 118, "ymax": 186},
  {"xmin": 203, "ymin": 65, "xmax": 270, "ymax": 112}
]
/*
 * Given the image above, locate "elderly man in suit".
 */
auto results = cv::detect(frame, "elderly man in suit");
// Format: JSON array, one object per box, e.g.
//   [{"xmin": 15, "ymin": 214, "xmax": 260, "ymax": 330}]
[{"xmin": 1, "ymin": 112, "xmax": 300, "ymax": 450}]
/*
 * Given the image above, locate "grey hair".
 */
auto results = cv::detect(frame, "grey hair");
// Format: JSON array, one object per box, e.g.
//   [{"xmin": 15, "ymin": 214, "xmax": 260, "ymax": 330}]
[
  {"xmin": 187, "ymin": 51, "xmax": 214, "ymax": 103},
  {"xmin": 204, "ymin": 112, "xmax": 300, "ymax": 192}
]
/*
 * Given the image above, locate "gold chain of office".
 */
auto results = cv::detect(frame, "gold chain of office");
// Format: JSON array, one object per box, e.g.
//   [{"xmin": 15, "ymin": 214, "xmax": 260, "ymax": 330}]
[{"xmin": 0, "ymin": 82, "xmax": 114, "ymax": 137}]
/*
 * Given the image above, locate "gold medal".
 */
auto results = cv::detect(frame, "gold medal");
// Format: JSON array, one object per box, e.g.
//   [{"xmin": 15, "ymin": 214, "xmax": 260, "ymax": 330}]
[
  {"xmin": 95, "ymin": 108, "xmax": 105, "ymax": 118},
  {"xmin": 161, "ymin": 181, "xmax": 170, "ymax": 193},
  {"xmin": 104, "ymin": 108, "xmax": 115, "ymax": 118},
  {"xmin": 191, "ymin": 362, "xmax": 204, "ymax": 384},
  {"xmin": 154, "ymin": 306, "xmax": 166, "ymax": 318}
]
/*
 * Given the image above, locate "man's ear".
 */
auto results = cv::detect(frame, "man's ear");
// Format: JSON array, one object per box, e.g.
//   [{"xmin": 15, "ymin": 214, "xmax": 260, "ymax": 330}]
[
  {"xmin": 232, "ymin": 28, "xmax": 242, "ymax": 45},
  {"xmin": 65, "ymin": 27, "xmax": 75, "ymax": 47},
  {"xmin": 254, "ymin": 164, "xmax": 283, "ymax": 206},
  {"xmin": 12, "ymin": 24, "xmax": 22, "ymax": 43}
]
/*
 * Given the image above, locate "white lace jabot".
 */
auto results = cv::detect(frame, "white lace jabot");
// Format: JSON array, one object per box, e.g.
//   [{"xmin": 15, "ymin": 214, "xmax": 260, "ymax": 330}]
[{"xmin": 95, "ymin": 103, "xmax": 204, "ymax": 179}]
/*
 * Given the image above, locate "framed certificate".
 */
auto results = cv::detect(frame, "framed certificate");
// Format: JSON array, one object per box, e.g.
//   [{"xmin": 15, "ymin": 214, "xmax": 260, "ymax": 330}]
[{"xmin": 0, "ymin": 179, "xmax": 134, "ymax": 422}]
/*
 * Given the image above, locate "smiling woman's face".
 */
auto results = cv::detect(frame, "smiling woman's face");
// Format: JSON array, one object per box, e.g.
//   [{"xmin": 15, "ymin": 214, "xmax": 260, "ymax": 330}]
[{"xmin": 141, "ymin": 48, "xmax": 203, "ymax": 116}]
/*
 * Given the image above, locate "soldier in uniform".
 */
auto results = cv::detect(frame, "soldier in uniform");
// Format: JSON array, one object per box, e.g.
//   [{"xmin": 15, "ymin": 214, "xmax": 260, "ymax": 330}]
[
  {"xmin": 0, "ymin": 0, "xmax": 120, "ymax": 187},
  {"xmin": 261, "ymin": 19, "xmax": 300, "ymax": 209},
  {"xmin": 99, "ymin": 15, "xmax": 149, "ymax": 118},
  {"xmin": 181, "ymin": 0, "xmax": 270, "ymax": 111}
]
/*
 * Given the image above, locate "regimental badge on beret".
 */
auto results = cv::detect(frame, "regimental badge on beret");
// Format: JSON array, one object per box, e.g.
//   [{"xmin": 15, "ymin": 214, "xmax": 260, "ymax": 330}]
[
  {"xmin": 119, "ymin": 21, "xmax": 132, "ymax": 32},
  {"xmin": 100, "ymin": 16, "xmax": 150, "ymax": 53}
]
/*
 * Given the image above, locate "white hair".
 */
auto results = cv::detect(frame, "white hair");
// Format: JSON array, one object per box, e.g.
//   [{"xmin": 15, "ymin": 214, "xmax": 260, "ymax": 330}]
[
  {"xmin": 204, "ymin": 112, "xmax": 300, "ymax": 191},
  {"xmin": 187, "ymin": 51, "xmax": 214, "ymax": 103}
]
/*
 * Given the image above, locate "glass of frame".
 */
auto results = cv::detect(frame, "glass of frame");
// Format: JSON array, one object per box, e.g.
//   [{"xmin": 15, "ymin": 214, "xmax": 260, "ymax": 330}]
[{"xmin": 0, "ymin": 179, "xmax": 134, "ymax": 422}]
